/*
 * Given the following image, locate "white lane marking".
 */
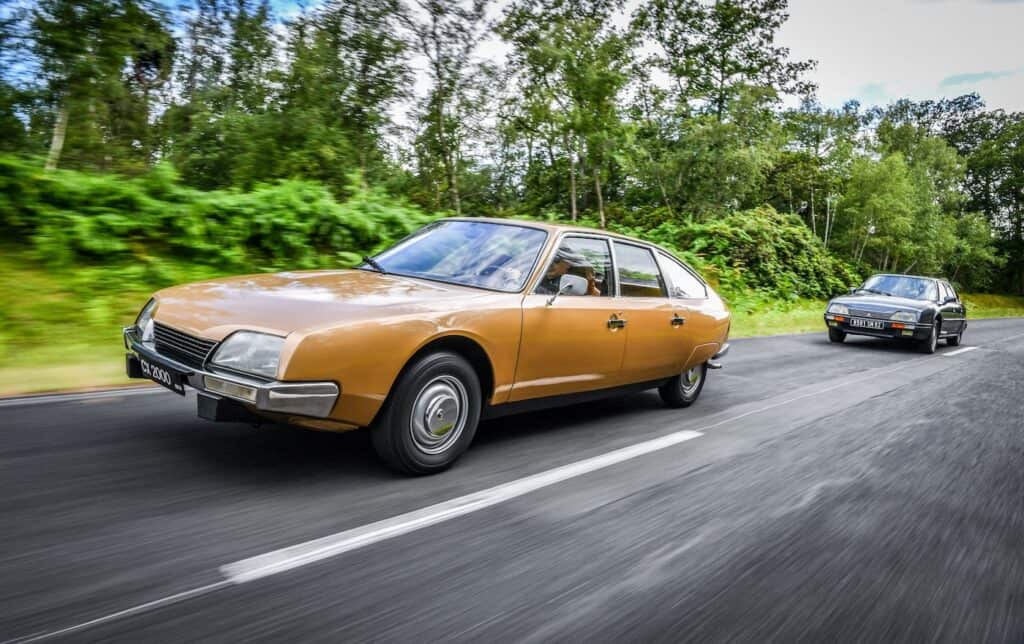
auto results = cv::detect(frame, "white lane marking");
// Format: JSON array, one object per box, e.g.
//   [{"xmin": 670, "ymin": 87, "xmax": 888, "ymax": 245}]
[
  {"xmin": 220, "ymin": 429, "xmax": 704, "ymax": 583},
  {"xmin": 944, "ymin": 346, "xmax": 978, "ymax": 357},
  {"xmin": 0, "ymin": 387, "xmax": 163, "ymax": 409},
  {"xmin": 4, "ymin": 581, "xmax": 231, "ymax": 644}
]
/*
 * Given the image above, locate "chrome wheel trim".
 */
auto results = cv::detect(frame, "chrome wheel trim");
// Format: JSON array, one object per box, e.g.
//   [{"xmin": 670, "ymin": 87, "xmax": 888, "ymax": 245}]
[
  {"xmin": 680, "ymin": 366, "xmax": 703, "ymax": 396},
  {"xmin": 410, "ymin": 375, "xmax": 468, "ymax": 455},
  {"xmin": 930, "ymin": 325, "xmax": 938, "ymax": 351}
]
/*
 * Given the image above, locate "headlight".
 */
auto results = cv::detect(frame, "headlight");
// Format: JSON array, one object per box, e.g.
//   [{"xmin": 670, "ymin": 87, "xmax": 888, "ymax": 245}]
[
  {"xmin": 890, "ymin": 311, "xmax": 917, "ymax": 323},
  {"xmin": 135, "ymin": 299, "xmax": 157, "ymax": 343},
  {"xmin": 210, "ymin": 331, "xmax": 285, "ymax": 379},
  {"xmin": 827, "ymin": 303, "xmax": 849, "ymax": 315}
]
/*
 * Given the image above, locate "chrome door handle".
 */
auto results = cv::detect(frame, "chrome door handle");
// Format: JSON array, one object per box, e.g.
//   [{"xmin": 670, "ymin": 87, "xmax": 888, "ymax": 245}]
[
  {"xmin": 671, "ymin": 314, "xmax": 686, "ymax": 327},
  {"xmin": 607, "ymin": 315, "xmax": 627, "ymax": 329}
]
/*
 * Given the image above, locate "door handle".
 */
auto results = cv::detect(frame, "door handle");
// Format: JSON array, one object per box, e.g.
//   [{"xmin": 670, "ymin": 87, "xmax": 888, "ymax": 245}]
[
  {"xmin": 607, "ymin": 314, "xmax": 627, "ymax": 329},
  {"xmin": 671, "ymin": 314, "xmax": 686, "ymax": 327}
]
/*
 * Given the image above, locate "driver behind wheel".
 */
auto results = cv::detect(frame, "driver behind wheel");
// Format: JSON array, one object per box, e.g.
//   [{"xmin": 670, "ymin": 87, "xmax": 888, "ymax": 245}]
[{"xmin": 535, "ymin": 246, "xmax": 601, "ymax": 296}]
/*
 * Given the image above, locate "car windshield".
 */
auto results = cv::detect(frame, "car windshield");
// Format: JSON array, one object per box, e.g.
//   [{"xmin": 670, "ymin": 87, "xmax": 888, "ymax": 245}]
[
  {"xmin": 858, "ymin": 275, "xmax": 938, "ymax": 301},
  {"xmin": 366, "ymin": 220, "xmax": 548, "ymax": 292}
]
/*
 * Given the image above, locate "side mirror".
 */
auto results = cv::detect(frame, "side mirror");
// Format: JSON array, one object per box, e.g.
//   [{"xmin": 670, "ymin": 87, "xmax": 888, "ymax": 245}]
[
  {"xmin": 943, "ymin": 295, "xmax": 957, "ymax": 304},
  {"xmin": 547, "ymin": 273, "xmax": 589, "ymax": 306},
  {"xmin": 848, "ymin": 287, "xmax": 857, "ymax": 295}
]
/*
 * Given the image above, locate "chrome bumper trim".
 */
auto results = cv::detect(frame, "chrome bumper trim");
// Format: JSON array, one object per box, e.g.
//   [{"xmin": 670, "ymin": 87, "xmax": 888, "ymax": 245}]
[
  {"xmin": 124, "ymin": 329, "xmax": 339, "ymax": 419},
  {"xmin": 707, "ymin": 343, "xmax": 730, "ymax": 370}
]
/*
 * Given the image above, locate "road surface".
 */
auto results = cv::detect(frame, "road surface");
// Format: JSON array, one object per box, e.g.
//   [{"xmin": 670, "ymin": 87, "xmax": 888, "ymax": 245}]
[{"xmin": 2, "ymin": 318, "xmax": 1024, "ymax": 642}]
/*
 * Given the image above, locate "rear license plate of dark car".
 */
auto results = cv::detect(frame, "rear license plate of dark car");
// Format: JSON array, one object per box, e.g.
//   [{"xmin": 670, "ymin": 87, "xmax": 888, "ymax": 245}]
[
  {"xmin": 139, "ymin": 355, "xmax": 187, "ymax": 395},
  {"xmin": 850, "ymin": 318, "xmax": 884, "ymax": 330}
]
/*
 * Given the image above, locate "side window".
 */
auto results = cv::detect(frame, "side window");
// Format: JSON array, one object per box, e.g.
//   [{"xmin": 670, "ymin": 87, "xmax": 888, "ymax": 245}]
[
  {"xmin": 534, "ymin": 236, "xmax": 613, "ymax": 297},
  {"xmin": 944, "ymin": 282, "xmax": 958, "ymax": 302},
  {"xmin": 658, "ymin": 253, "xmax": 707, "ymax": 299},
  {"xmin": 613, "ymin": 242, "xmax": 667, "ymax": 298}
]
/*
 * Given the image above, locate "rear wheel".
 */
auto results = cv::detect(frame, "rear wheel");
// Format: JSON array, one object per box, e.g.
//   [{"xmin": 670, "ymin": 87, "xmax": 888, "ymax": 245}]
[
  {"xmin": 371, "ymin": 352, "xmax": 481, "ymax": 475},
  {"xmin": 659, "ymin": 363, "xmax": 707, "ymax": 408},
  {"xmin": 918, "ymin": 321, "xmax": 939, "ymax": 354},
  {"xmin": 828, "ymin": 327, "xmax": 846, "ymax": 344}
]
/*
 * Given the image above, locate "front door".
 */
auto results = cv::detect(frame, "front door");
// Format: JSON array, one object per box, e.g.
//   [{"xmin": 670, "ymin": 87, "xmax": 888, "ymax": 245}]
[{"xmin": 510, "ymin": 236, "xmax": 626, "ymax": 402}]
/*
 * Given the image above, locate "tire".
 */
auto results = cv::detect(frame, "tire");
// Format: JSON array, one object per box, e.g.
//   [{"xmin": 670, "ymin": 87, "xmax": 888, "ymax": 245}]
[
  {"xmin": 918, "ymin": 321, "xmax": 939, "ymax": 354},
  {"xmin": 371, "ymin": 352, "xmax": 481, "ymax": 475},
  {"xmin": 828, "ymin": 327, "xmax": 846, "ymax": 344},
  {"xmin": 659, "ymin": 363, "xmax": 707, "ymax": 408}
]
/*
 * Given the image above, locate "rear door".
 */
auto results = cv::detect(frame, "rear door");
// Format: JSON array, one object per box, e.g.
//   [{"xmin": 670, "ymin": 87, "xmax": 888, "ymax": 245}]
[
  {"xmin": 511, "ymin": 235, "xmax": 627, "ymax": 402},
  {"xmin": 941, "ymin": 281, "xmax": 966, "ymax": 333},
  {"xmin": 612, "ymin": 241, "xmax": 681, "ymax": 382},
  {"xmin": 656, "ymin": 252, "xmax": 716, "ymax": 371}
]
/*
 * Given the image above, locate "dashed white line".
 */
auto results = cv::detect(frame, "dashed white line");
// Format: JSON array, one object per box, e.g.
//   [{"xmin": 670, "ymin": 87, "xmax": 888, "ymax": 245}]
[
  {"xmin": 5, "ymin": 581, "xmax": 231, "ymax": 644},
  {"xmin": 943, "ymin": 346, "xmax": 978, "ymax": 357},
  {"xmin": 221, "ymin": 429, "xmax": 704, "ymax": 583}
]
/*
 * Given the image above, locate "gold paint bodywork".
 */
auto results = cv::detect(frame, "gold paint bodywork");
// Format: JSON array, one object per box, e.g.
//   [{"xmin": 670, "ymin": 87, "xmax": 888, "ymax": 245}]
[{"xmin": 149, "ymin": 219, "xmax": 731, "ymax": 428}]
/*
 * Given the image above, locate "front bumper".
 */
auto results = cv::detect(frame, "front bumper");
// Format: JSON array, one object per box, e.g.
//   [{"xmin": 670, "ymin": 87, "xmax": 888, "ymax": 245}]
[
  {"xmin": 124, "ymin": 328, "xmax": 339, "ymax": 419},
  {"xmin": 824, "ymin": 314, "xmax": 931, "ymax": 340}
]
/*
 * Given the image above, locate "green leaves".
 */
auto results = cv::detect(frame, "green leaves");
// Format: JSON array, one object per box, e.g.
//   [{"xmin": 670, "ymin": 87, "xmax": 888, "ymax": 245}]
[{"xmin": 0, "ymin": 157, "xmax": 435, "ymax": 273}]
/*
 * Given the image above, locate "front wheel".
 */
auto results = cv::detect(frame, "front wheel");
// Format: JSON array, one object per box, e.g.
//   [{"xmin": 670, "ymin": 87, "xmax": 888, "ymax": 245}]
[
  {"xmin": 828, "ymin": 327, "xmax": 846, "ymax": 344},
  {"xmin": 371, "ymin": 352, "xmax": 481, "ymax": 475},
  {"xmin": 918, "ymin": 322, "xmax": 939, "ymax": 354},
  {"xmin": 659, "ymin": 363, "xmax": 707, "ymax": 408}
]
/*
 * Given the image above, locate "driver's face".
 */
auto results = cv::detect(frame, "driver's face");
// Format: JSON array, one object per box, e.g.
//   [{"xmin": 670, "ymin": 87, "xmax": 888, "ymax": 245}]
[{"xmin": 547, "ymin": 260, "xmax": 571, "ymax": 278}]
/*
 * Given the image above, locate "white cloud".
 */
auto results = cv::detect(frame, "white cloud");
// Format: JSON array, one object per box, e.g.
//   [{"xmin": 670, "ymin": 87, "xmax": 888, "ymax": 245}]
[{"xmin": 778, "ymin": 0, "xmax": 1024, "ymax": 110}]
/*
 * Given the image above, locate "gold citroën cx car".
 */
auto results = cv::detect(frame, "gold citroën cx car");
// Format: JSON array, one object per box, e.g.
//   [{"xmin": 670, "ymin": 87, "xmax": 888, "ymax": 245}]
[{"xmin": 124, "ymin": 218, "xmax": 732, "ymax": 474}]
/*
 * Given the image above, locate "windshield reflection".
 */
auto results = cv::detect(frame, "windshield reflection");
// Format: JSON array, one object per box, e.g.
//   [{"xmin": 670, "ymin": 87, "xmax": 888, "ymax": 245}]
[{"xmin": 368, "ymin": 221, "xmax": 548, "ymax": 292}]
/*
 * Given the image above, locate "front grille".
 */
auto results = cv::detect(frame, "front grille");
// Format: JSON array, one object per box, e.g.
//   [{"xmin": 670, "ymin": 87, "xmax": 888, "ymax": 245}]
[
  {"xmin": 848, "ymin": 308, "xmax": 892, "ymax": 320},
  {"xmin": 153, "ymin": 322, "xmax": 218, "ymax": 368}
]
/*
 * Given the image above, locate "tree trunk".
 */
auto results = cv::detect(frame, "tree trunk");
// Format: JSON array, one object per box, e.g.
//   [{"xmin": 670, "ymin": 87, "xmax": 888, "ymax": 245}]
[
  {"xmin": 810, "ymin": 187, "xmax": 816, "ymax": 236},
  {"xmin": 568, "ymin": 146, "xmax": 578, "ymax": 222},
  {"xmin": 593, "ymin": 167, "xmax": 606, "ymax": 229},
  {"xmin": 45, "ymin": 103, "xmax": 69, "ymax": 171}
]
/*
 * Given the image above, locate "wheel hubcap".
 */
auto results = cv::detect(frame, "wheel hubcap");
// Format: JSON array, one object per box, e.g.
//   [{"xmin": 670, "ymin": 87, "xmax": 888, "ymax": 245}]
[
  {"xmin": 410, "ymin": 375, "xmax": 468, "ymax": 455},
  {"xmin": 680, "ymin": 366, "xmax": 702, "ymax": 395}
]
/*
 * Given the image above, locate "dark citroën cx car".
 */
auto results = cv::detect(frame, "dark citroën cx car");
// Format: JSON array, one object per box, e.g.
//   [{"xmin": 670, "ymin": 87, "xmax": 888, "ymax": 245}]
[{"xmin": 823, "ymin": 274, "xmax": 967, "ymax": 354}]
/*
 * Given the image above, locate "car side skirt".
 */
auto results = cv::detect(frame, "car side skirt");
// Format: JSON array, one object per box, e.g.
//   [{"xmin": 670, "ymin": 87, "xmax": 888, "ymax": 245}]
[{"xmin": 481, "ymin": 378, "xmax": 670, "ymax": 420}]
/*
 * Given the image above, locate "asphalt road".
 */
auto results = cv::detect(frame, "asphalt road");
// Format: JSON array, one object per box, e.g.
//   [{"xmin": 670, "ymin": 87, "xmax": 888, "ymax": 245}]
[{"xmin": 2, "ymin": 319, "xmax": 1024, "ymax": 643}]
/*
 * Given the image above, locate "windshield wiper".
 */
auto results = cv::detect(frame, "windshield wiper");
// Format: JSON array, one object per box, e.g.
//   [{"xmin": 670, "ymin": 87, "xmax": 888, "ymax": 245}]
[
  {"xmin": 859, "ymin": 288, "xmax": 891, "ymax": 296},
  {"xmin": 361, "ymin": 256, "xmax": 387, "ymax": 274}
]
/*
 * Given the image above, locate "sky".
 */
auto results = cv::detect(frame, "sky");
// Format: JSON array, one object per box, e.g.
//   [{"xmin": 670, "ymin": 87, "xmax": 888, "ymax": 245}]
[{"xmin": 777, "ymin": 0, "xmax": 1024, "ymax": 111}]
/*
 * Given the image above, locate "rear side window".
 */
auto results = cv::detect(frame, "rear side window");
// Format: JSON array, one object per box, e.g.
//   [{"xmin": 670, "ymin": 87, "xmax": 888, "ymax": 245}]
[
  {"xmin": 613, "ymin": 242, "xmax": 667, "ymax": 298},
  {"xmin": 658, "ymin": 253, "xmax": 708, "ymax": 299}
]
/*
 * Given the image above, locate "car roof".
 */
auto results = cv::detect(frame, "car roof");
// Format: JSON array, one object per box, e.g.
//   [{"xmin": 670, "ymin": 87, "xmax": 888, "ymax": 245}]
[
  {"xmin": 869, "ymin": 273, "xmax": 947, "ymax": 282},
  {"xmin": 440, "ymin": 217, "xmax": 674, "ymax": 252}
]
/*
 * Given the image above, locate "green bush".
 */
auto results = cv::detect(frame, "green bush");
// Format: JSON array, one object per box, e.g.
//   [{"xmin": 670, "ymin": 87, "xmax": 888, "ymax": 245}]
[
  {"xmin": 0, "ymin": 156, "xmax": 434, "ymax": 273},
  {"xmin": 610, "ymin": 207, "xmax": 861, "ymax": 302}
]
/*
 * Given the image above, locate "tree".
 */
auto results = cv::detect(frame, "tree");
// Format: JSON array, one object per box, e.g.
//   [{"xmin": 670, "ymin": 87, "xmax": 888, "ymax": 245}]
[
  {"xmin": 500, "ymin": 0, "xmax": 632, "ymax": 227},
  {"xmin": 402, "ymin": 0, "xmax": 488, "ymax": 216},
  {"xmin": 31, "ymin": 0, "xmax": 173, "ymax": 170},
  {"xmin": 633, "ymin": 0, "xmax": 814, "ymax": 120}
]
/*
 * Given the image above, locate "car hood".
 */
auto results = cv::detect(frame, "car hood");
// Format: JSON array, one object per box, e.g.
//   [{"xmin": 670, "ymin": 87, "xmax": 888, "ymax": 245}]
[
  {"xmin": 152, "ymin": 269, "xmax": 492, "ymax": 340},
  {"xmin": 829, "ymin": 294, "xmax": 934, "ymax": 313}
]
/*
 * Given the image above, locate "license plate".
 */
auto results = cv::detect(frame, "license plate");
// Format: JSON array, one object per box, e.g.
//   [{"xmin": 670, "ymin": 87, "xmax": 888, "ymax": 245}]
[
  {"xmin": 139, "ymin": 355, "xmax": 187, "ymax": 395},
  {"xmin": 850, "ymin": 318, "xmax": 885, "ymax": 330}
]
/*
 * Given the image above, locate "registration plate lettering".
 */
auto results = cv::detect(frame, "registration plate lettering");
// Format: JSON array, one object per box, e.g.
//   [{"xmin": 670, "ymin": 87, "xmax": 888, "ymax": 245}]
[
  {"xmin": 850, "ymin": 318, "xmax": 885, "ymax": 330},
  {"xmin": 139, "ymin": 356, "xmax": 187, "ymax": 395}
]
